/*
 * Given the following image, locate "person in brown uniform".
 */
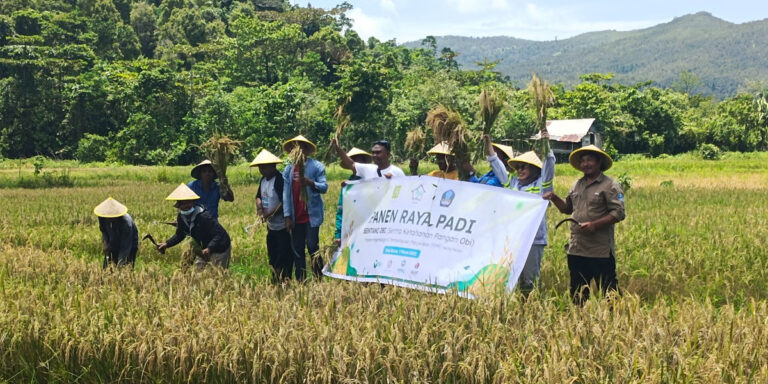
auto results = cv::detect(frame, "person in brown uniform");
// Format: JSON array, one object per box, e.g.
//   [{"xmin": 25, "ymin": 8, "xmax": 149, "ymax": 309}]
[{"xmin": 543, "ymin": 145, "xmax": 625, "ymax": 305}]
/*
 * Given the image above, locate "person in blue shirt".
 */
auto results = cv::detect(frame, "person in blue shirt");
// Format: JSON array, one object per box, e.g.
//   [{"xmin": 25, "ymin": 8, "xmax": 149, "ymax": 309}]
[
  {"xmin": 462, "ymin": 136, "xmax": 515, "ymax": 187},
  {"xmin": 282, "ymin": 135, "xmax": 328, "ymax": 281},
  {"xmin": 187, "ymin": 160, "xmax": 234, "ymax": 221}
]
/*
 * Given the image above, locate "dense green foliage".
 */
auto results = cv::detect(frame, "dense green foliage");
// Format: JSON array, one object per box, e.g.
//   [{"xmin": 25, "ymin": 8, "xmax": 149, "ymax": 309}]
[
  {"xmin": 1, "ymin": 3, "xmax": 767, "ymax": 164},
  {"xmin": 409, "ymin": 12, "xmax": 768, "ymax": 98}
]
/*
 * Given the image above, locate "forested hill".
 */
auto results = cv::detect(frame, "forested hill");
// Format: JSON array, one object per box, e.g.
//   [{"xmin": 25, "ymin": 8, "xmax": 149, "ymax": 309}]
[
  {"xmin": 1, "ymin": 2, "xmax": 767, "ymax": 163},
  {"xmin": 404, "ymin": 12, "xmax": 768, "ymax": 98}
]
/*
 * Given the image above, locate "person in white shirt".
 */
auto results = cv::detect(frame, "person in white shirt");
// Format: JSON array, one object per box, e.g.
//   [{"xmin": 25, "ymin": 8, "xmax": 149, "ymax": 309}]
[
  {"xmin": 331, "ymin": 138, "xmax": 405, "ymax": 179},
  {"xmin": 250, "ymin": 149, "xmax": 292, "ymax": 282}
]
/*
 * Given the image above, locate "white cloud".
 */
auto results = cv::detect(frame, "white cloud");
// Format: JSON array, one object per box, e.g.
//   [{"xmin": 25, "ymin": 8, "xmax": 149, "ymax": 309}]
[
  {"xmin": 380, "ymin": 0, "xmax": 397, "ymax": 13},
  {"xmin": 524, "ymin": 3, "xmax": 553, "ymax": 22},
  {"xmin": 448, "ymin": 0, "xmax": 513, "ymax": 14},
  {"xmin": 348, "ymin": 8, "xmax": 392, "ymax": 40}
]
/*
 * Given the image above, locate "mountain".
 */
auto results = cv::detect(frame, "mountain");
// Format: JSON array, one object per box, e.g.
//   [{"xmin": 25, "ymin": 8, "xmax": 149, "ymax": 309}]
[{"xmin": 403, "ymin": 13, "xmax": 768, "ymax": 97}]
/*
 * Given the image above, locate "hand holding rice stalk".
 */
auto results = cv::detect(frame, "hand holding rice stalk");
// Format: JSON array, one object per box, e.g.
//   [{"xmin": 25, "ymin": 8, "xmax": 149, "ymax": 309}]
[
  {"xmin": 201, "ymin": 134, "xmax": 242, "ymax": 192},
  {"xmin": 243, "ymin": 202, "xmax": 283, "ymax": 237},
  {"xmin": 288, "ymin": 144, "xmax": 309, "ymax": 203},
  {"xmin": 426, "ymin": 105, "xmax": 473, "ymax": 180},
  {"xmin": 528, "ymin": 73, "xmax": 555, "ymax": 155},
  {"xmin": 323, "ymin": 102, "xmax": 350, "ymax": 164}
]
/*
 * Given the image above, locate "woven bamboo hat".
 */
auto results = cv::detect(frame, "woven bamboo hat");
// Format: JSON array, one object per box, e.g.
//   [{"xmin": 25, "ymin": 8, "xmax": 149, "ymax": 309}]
[
  {"xmin": 491, "ymin": 143, "xmax": 514, "ymax": 160},
  {"xmin": 427, "ymin": 142, "xmax": 453, "ymax": 156},
  {"xmin": 165, "ymin": 184, "xmax": 200, "ymax": 201},
  {"xmin": 347, "ymin": 147, "xmax": 372, "ymax": 162},
  {"xmin": 191, "ymin": 159, "xmax": 218, "ymax": 180},
  {"xmin": 250, "ymin": 149, "xmax": 282, "ymax": 167},
  {"xmin": 94, "ymin": 197, "xmax": 128, "ymax": 218},
  {"xmin": 507, "ymin": 151, "xmax": 543, "ymax": 170},
  {"xmin": 282, "ymin": 135, "xmax": 317, "ymax": 154},
  {"xmin": 569, "ymin": 145, "xmax": 613, "ymax": 171}
]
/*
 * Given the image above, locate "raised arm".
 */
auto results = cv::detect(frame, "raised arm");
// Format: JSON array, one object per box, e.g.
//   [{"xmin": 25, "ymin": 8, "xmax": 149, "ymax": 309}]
[
  {"xmin": 330, "ymin": 137, "xmax": 356, "ymax": 171},
  {"xmin": 541, "ymin": 149, "xmax": 555, "ymax": 193},
  {"xmin": 483, "ymin": 134, "xmax": 510, "ymax": 184}
]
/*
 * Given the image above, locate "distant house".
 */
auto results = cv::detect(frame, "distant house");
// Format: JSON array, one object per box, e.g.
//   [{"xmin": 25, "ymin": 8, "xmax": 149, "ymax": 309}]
[{"xmin": 532, "ymin": 118, "xmax": 601, "ymax": 155}]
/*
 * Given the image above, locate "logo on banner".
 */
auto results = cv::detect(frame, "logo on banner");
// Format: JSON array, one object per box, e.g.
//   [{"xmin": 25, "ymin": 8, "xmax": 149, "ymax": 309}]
[
  {"xmin": 440, "ymin": 190, "xmax": 456, "ymax": 207},
  {"xmin": 411, "ymin": 184, "xmax": 426, "ymax": 201},
  {"xmin": 392, "ymin": 185, "xmax": 402, "ymax": 199}
]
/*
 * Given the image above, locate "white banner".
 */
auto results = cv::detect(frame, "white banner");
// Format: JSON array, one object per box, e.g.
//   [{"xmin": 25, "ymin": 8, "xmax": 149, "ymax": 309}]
[{"xmin": 324, "ymin": 176, "xmax": 548, "ymax": 298}]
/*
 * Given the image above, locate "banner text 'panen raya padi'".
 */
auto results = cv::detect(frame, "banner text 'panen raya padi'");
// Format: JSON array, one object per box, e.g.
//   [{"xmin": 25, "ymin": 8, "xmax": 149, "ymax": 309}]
[{"xmin": 323, "ymin": 176, "xmax": 548, "ymax": 299}]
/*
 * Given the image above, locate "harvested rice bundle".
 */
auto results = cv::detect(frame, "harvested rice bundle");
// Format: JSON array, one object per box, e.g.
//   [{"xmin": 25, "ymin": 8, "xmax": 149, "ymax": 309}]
[
  {"xmin": 200, "ymin": 134, "xmax": 242, "ymax": 182},
  {"xmin": 425, "ymin": 105, "xmax": 472, "ymax": 180},
  {"xmin": 288, "ymin": 144, "xmax": 309, "ymax": 203},
  {"xmin": 405, "ymin": 127, "xmax": 427, "ymax": 175},
  {"xmin": 528, "ymin": 73, "xmax": 555, "ymax": 155}
]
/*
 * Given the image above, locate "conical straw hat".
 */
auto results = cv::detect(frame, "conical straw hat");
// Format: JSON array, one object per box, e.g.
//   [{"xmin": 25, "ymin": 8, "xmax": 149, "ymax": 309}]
[
  {"xmin": 191, "ymin": 159, "xmax": 218, "ymax": 180},
  {"xmin": 94, "ymin": 197, "xmax": 128, "ymax": 218},
  {"xmin": 491, "ymin": 142, "xmax": 514, "ymax": 160},
  {"xmin": 282, "ymin": 135, "xmax": 317, "ymax": 154},
  {"xmin": 346, "ymin": 147, "xmax": 371, "ymax": 158},
  {"xmin": 427, "ymin": 142, "xmax": 453, "ymax": 156},
  {"xmin": 347, "ymin": 147, "xmax": 373, "ymax": 163},
  {"xmin": 568, "ymin": 145, "xmax": 613, "ymax": 171},
  {"xmin": 165, "ymin": 183, "xmax": 201, "ymax": 201},
  {"xmin": 508, "ymin": 151, "xmax": 543, "ymax": 170},
  {"xmin": 250, "ymin": 149, "xmax": 282, "ymax": 166}
]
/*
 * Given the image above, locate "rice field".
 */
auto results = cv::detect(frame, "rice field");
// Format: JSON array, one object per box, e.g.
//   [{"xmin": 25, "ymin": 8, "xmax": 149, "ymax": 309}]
[{"xmin": 1, "ymin": 153, "xmax": 768, "ymax": 382}]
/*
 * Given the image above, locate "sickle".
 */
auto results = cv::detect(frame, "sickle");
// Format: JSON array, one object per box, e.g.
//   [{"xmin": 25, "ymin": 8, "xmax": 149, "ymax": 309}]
[
  {"xmin": 555, "ymin": 218, "xmax": 580, "ymax": 230},
  {"xmin": 142, "ymin": 233, "xmax": 165, "ymax": 254}
]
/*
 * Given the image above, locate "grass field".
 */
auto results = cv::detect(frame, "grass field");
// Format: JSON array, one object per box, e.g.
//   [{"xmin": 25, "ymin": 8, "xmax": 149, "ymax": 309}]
[{"xmin": 1, "ymin": 153, "xmax": 767, "ymax": 382}]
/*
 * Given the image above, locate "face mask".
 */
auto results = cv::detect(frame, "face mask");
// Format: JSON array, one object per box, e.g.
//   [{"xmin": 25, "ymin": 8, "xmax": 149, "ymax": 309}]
[{"xmin": 179, "ymin": 206, "xmax": 195, "ymax": 216}]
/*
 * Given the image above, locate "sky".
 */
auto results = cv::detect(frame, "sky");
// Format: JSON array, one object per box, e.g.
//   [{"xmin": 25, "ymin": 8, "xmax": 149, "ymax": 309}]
[{"xmin": 290, "ymin": 0, "xmax": 768, "ymax": 43}]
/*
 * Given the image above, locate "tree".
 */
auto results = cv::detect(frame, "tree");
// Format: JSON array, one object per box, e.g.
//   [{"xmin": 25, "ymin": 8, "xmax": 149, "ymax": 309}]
[
  {"xmin": 130, "ymin": 2, "xmax": 157, "ymax": 57},
  {"xmin": 671, "ymin": 70, "xmax": 702, "ymax": 96},
  {"xmin": 87, "ymin": 0, "xmax": 122, "ymax": 59}
]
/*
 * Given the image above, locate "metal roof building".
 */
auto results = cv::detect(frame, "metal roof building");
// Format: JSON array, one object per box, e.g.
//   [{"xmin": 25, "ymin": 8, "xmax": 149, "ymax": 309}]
[{"xmin": 533, "ymin": 118, "xmax": 602, "ymax": 155}]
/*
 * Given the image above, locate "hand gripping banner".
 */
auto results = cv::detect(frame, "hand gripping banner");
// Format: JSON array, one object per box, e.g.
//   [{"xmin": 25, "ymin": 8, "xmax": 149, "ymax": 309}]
[{"xmin": 324, "ymin": 176, "xmax": 548, "ymax": 299}]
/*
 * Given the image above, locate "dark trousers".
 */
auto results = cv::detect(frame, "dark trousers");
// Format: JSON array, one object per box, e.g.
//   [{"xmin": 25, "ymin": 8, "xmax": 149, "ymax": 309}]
[
  {"xmin": 567, "ymin": 253, "xmax": 619, "ymax": 305},
  {"xmin": 104, "ymin": 246, "xmax": 138, "ymax": 269},
  {"xmin": 290, "ymin": 222, "xmax": 321, "ymax": 281},
  {"xmin": 266, "ymin": 228, "xmax": 293, "ymax": 283}
]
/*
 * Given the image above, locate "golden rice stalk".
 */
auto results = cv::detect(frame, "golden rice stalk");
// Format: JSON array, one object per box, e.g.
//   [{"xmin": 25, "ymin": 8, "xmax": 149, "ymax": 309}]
[
  {"xmin": 528, "ymin": 73, "xmax": 555, "ymax": 155},
  {"xmin": 528, "ymin": 72, "xmax": 555, "ymax": 132},
  {"xmin": 332, "ymin": 104, "xmax": 350, "ymax": 141},
  {"xmin": 425, "ymin": 105, "xmax": 463, "ymax": 144},
  {"xmin": 323, "ymin": 103, "xmax": 351, "ymax": 164},
  {"xmin": 405, "ymin": 127, "xmax": 426, "ymax": 157},
  {"xmin": 200, "ymin": 134, "xmax": 242, "ymax": 180},
  {"xmin": 478, "ymin": 89, "xmax": 503, "ymax": 135},
  {"xmin": 425, "ymin": 105, "xmax": 473, "ymax": 180},
  {"xmin": 288, "ymin": 144, "xmax": 308, "ymax": 203}
]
